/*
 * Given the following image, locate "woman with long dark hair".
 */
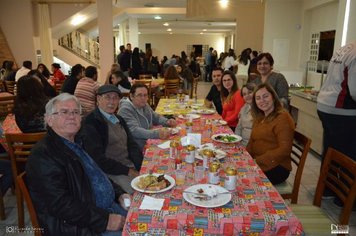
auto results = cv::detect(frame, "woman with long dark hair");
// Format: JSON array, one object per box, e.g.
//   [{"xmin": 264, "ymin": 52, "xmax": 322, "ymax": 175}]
[{"xmin": 13, "ymin": 75, "xmax": 49, "ymax": 132}]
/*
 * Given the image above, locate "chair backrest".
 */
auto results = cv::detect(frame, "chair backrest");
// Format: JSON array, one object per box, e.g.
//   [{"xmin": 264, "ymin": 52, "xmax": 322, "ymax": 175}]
[
  {"xmin": 17, "ymin": 172, "xmax": 42, "ymax": 236},
  {"xmin": 139, "ymin": 74, "xmax": 152, "ymax": 80},
  {"xmin": 5, "ymin": 132, "xmax": 46, "ymax": 178},
  {"xmin": 288, "ymin": 131, "xmax": 311, "ymax": 203},
  {"xmin": 313, "ymin": 147, "xmax": 356, "ymax": 225},
  {"xmin": 4, "ymin": 81, "xmax": 16, "ymax": 94},
  {"xmin": 0, "ymin": 95, "xmax": 16, "ymax": 119},
  {"xmin": 164, "ymin": 79, "xmax": 180, "ymax": 98}
]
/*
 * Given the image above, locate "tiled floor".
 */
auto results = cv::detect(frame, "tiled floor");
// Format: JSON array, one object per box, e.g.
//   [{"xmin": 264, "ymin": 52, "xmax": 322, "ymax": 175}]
[{"xmin": 0, "ymin": 82, "xmax": 355, "ymax": 235}]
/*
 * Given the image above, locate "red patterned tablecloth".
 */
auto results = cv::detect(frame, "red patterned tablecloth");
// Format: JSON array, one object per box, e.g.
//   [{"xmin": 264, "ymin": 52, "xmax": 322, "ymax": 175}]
[{"xmin": 123, "ymin": 112, "xmax": 304, "ymax": 236}]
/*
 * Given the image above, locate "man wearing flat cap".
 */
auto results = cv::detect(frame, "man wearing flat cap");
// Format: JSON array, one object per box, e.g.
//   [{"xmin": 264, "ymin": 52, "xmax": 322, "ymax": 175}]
[{"xmin": 81, "ymin": 84, "xmax": 143, "ymax": 193}]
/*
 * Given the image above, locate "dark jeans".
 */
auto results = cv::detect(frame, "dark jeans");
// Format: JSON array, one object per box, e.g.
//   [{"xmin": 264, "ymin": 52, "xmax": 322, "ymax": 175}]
[
  {"xmin": 0, "ymin": 160, "xmax": 13, "ymax": 194},
  {"xmin": 264, "ymin": 165, "xmax": 290, "ymax": 185},
  {"xmin": 317, "ymin": 110, "xmax": 356, "ymax": 163}
]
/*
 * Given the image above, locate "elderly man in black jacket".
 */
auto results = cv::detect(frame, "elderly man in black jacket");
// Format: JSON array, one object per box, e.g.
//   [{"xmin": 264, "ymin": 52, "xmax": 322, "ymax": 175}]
[
  {"xmin": 26, "ymin": 93, "xmax": 129, "ymax": 235},
  {"xmin": 81, "ymin": 85, "xmax": 143, "ymax": 194}
]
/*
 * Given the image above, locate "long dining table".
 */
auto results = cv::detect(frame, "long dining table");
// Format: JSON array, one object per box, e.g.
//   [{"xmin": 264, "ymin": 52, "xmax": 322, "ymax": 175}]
[{"xmin": 123, "ymin": 99, "xmax": 304, "ymax": 236}]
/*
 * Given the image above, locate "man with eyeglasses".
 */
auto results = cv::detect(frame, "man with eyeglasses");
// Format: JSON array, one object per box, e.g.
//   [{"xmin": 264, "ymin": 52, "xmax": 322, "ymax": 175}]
[
  {"xmin": 81, "ymin": 85, "xmax": 143, "ymax": 194},
  {"xmin": 118, "ymin": 83, "xmax": 177, "ymax": 151},
  {"xmin": 26, "ymin": 93, "xmax": 130, "ymax": 235}
]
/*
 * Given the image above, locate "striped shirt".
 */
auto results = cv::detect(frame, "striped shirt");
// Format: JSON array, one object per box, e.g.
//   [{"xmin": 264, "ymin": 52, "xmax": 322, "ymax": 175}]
[{"xmin": 74, "ymin": 77, "xmax": 100, "ymax": 115}]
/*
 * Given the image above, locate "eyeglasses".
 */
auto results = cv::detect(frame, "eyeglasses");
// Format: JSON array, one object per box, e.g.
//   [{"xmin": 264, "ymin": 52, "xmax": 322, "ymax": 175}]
[
  {"xmin": 101, "ymin": 94, "xmax": 120, "ymax": 101},
  {"xmin": 52, "ymin": 109, "xmax": 81, "ymax": 117},
  {"xmin": 135, "ymin": 93, "xmax": 148, "ymax": 98}
]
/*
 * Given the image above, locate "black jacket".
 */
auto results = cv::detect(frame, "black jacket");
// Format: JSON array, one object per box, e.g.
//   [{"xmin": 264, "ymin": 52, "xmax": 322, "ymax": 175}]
[
  {"xmin": 26, "ymin": 128, "xmax": 125, "ymax": 236},
  {"xmin": 81, "ymin": 108, "xmax": 143, "ymax": 175}
]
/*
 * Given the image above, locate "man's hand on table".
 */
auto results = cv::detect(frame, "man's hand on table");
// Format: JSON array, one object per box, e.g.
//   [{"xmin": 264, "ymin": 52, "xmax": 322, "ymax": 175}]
[
  {"xmin": 166, "ymin": 118, "xmax": 177, "ymax": 127},
  {"xmin": 107, "ymin": 214, "xmax": 126, "ymax": 231},
  {"xmin": 119, "ymin": 193, "xmax": 132, "ymax": 211},
  {"xmin": 158, "ymin": 128, "xmax": 170, "ymax": 139}
]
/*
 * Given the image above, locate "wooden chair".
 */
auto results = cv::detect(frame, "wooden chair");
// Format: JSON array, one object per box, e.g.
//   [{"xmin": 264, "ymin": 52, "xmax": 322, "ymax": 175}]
[
  {"xmin": 4, "ymin": 81, "xmax": 16, "ymax": 95},
  {"xmin": 139, "ymin": 74, "xmax": 153, "ymax": 80},
  {"xmin": 5, "ymin": 132, "xmax": 46, "ymax": 229},
  {"xmin": 164, "ymin": 79, "xmax": 180, "ymax": 98},
  {"xmin": 0, "ymin": 95, "xmax": 16, "ymax": 119},
  {"xmin": 275, "ymin": 131, "xmax": 311, "ymax": 203},
  {"xmin": 0, "ymin": 81, "xmax": 6, "ymax": 92},
  {"xmin": 190, "ymin": 76, "xmax": 199, "ymax": 98},
  {"xmin": 291, "ymin": 148, "xmax": 356, "ymax": 234},
  {"xmin": 17, "ymin": 172, "xmax": 42, "ymax": 236}
]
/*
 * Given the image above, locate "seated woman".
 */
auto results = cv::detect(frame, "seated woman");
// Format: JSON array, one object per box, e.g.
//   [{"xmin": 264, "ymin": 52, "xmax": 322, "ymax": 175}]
[
  {"xmin": 13, "ymin": 75, "xmax": 49, "ymax": 133},
  {"xmin": 221, "ymin": 70, "xmax": 245, "ymax": 131},
  {"xmin": 37, "ymin": 63, "xmax": 51, "ymax": 79},
  {"xmin": 235, "ymin": 83, "xmax": 256, "ymax": 146},
  {"xmin": 110, "ymin": 70, "xmax": 131, "ymax": 93},
  {"xmin": 118, "ymin": 83, "xmax": 176, "ymax": 151},
  {"xmin": 28, "ymin": 70, "xmax": 57, "ymax": 98},
  {"xmin": 247, "ymin": 83, "xmax": 295, "ymax": 185}
]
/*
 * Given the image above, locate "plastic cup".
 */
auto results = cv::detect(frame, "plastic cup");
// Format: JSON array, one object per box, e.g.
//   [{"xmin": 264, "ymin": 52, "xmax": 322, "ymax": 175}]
[
  {"xmin": 175, "ymin": 169, "xmax": 186, "ymax": 185},
  {"xmin": 194, "ymin": 166, "xmax": 205, "ymax": 182}
]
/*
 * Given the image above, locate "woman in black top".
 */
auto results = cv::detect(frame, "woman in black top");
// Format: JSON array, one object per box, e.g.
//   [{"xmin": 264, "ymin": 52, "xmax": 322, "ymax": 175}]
[{"xmin": 13, "ymin": 75, "xmax": 48, "ymax": 133}]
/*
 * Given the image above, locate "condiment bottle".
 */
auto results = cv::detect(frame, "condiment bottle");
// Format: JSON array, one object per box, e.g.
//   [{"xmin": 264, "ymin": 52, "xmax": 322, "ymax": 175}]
[
  {"xmin": 175, "ymin": 155, "xmax": 182, "ymax": 170},
  {"xmin": 185, "ymin": 121, "xmax": 193, "ymax": 133},
  {"xmin": 202, "ymin": 149, "xmax": 214, "ymax": 169},
  {"xmin": 208, "ymin": 161, "xmax": 220, "ymax": 184},
  {"xmin": 185, "ymin": 144, "xmax": 196, "ymax": 164},
  {"xmin": 224, "ymin": 167, "xmax": 237, "ymax": 190},
  {"xmin": 169, "ymin": 140, "xmax": 180, "ymax": 159}
]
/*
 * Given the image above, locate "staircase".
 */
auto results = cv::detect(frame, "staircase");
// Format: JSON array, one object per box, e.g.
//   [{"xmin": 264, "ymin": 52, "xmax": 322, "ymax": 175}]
[{"xmin": 58, "ymin": 31, "xmax": 100, "ymax": 67}]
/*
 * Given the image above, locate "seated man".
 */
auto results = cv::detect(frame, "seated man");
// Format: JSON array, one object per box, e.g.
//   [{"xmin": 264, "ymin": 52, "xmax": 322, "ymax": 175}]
[
  {"xmin": 81, "ymin": 85, "xmax": 143, "ymax": 193},
  {"xmin": 205, "ymin": 67, "xmax": 224, "ymax": 115},
  {"xmin": 118, "ymin": 83, "xmax": 177, "ymax": 151},
  {"xmin": 26, "ymin": 93, "xmax": 130, "ymax": 235}
]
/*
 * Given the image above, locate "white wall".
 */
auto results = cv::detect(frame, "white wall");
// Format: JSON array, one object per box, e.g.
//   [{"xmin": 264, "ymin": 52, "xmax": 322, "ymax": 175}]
[{"xmin": 138, "ymin": 34, "xmax": 225, "ymax": 60}]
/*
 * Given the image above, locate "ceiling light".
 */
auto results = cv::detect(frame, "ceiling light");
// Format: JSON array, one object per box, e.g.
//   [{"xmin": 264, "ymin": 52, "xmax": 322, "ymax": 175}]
[
  {"xmin": 200, "ymin": 32, "xmax": 203, "ymax": 34},
  {"xmin": 167, "ymin": 28, "xmax": 172, "ymax": 32},
  {"xmin": 163, "ymin": 22, "xmax": 169, "ymax": 26},
  {"xmin": 203, "ymin": 29, "xmax": 207, "ymax": 31},
  {"xmin": 138, "ymin": 32, "xmax": 141, "ymax": 34},
  {"xmin": 219, "ymin": 0, "xmax": 228, "ymax": 8},
  {"xmin": 154, "ymin": 16, "xmax": 162, "ymax": 20},
  {"xmin": 70, "ymin": 15, "xmax": 86, "ymax": 26},
  {"xmin": 169, "ymin": 32, "xmax": 173, "ymax": 35}
]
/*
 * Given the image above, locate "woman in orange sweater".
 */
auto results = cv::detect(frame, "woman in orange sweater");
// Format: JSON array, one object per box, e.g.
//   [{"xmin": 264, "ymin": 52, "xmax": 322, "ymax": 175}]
[
  {"xmin": 247, "ymin": 83, "xmax": 295, "ymax": 185},
  {"xmin": 221, "ymin": 70, "xmax": 245, "ymax": 131}
]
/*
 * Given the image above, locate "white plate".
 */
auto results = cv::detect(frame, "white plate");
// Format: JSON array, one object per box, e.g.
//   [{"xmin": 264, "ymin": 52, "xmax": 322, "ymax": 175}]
[
  {"xmin": 195, "ymin": 148, "xmax": 226, "ymax": 160},
  {"xmin": 196, "ymin": 109, "xmax": 215, "ymax": 115},
  {"xmin": 183, "ymin": 184, "xmax": 232, "ymax": 208},
  {"xmin": 131, "ymin": 173, "xmax": 175, "ymax": 193},
  {"xmin": 211, "ymin": 134, "xmax": 242, "ymax": 143},
  {"xmin": 178, "ymin": 114, "xmax": 201, "ymax": 120}
]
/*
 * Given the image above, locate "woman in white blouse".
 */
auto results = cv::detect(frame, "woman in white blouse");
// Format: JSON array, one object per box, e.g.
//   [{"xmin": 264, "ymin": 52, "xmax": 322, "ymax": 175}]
[{"xmin": 235, "ymin": 83, "xmax": 256, "ymax": 146}]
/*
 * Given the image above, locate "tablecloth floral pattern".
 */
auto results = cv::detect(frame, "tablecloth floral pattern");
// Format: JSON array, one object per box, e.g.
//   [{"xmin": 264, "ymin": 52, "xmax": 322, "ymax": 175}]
[{"xmin": 123, "ymin": 101, "xmax": 304, "ymax": 236}]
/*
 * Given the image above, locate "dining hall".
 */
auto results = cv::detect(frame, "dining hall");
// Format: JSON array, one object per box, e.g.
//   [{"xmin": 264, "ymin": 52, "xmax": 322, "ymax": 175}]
[{"xmin": 0, "ymin": 0, "xmax": 355, "ymax": 235}]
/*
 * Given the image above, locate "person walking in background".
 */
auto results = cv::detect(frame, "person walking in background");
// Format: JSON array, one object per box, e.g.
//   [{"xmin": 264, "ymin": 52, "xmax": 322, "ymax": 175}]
[
  {"xmin": 204, "ymin": 47, "xmax": 213, "ymax": 81},
  {"xmin": 120, "ymin": 43, "xmax": 132, "ymax": 77}
]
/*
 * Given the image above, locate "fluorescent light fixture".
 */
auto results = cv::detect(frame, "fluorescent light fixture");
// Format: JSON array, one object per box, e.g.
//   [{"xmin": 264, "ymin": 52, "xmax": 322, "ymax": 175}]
[
  {"xmin": 70, "ymin": 15, "xmax": 86, "ymax": 26},
  {"xmin": 203, "ymin": 29, "xmax": 207, "ymax": 31},
  {"xmin": 341, "ymin": 0, "xmax": 350, "ymax": 46},
  {"xmin": 154, "ymin": 16, "xmax": 162, "ymax": 20},
  {"xmin": 167, "ymin": 28, "xmax": 172, "ymax": 32},
  {"xmin": 169, "ymin": 32, "xmax": 173, "ymax": 35},
  {"xmin": 163, "ymin": 22, "xmax": 169, "ymax": 26},
  {"xmin": 200, "ymin": 32, "xmax": 203, "ymax": 35},
  {"xmin": 138, "ymin": 32, "xmax": 141, "ymax": 34},
  {"xmin": 219, "ymin": 0, "xmax": 228, "ymax": 8}
]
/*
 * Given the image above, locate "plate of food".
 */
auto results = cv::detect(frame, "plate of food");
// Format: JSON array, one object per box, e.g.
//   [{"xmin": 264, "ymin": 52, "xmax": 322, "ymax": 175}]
[
  {"xmin": 178, "ymin": 114, "xmax": 201, "ymax": 120},
  {"xmin": 195, "ymin": 148, "xmax": 226, "ymax": 160},
  {"xmin": 131, "ymin": 173, "xmax": 175, "ymax": 193},
  {"xmin": 196, "ymin": 109, "xmax": 216, "ymax": 115},
  {"xmin": 211, "ymin": 134, "xmax": 242, "ymax": 143},
  {"xmin": 183, "ymin": 184, "xmax": 232, "ymax": 208}
]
